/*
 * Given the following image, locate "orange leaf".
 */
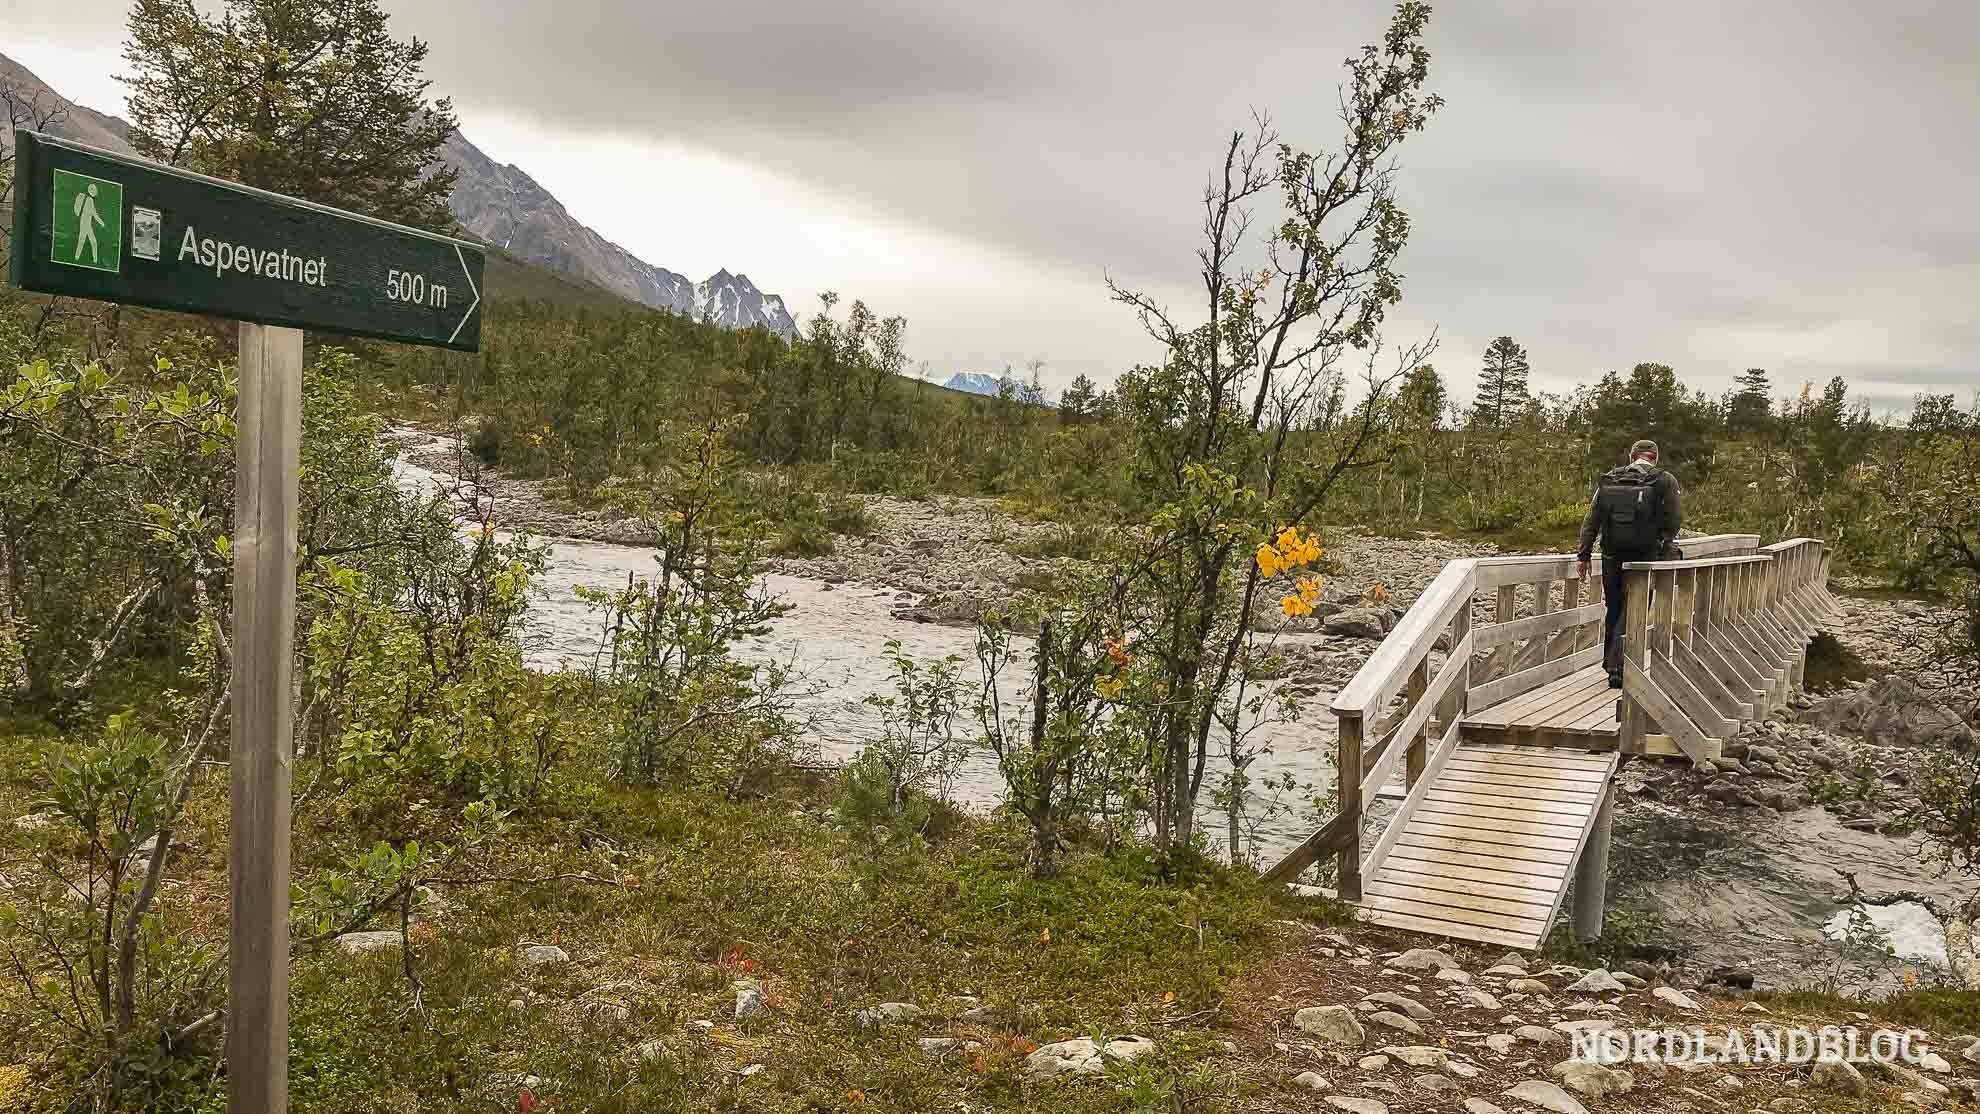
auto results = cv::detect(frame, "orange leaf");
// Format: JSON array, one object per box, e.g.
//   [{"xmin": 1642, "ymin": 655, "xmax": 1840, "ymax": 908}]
[
  {"xmin": 1041, "ymin": 927, "xmax": 1051, "ymax": 944},
  {"xmin": 1162, "ymin": 991, "xmax": 1176, "ymax": 1006}
]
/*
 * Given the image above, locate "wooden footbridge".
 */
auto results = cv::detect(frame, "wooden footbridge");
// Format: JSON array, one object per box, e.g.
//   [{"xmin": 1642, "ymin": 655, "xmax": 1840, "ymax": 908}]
[{"xmin": 1265, "ymin": 534, "xmax": 1841, "ymax": 951}]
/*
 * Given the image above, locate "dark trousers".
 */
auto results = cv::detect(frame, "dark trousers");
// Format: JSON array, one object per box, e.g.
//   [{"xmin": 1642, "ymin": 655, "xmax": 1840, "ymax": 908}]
[{"xmin": 1601, "ymin": 556, "xmax": 1627, "ymax": 678}]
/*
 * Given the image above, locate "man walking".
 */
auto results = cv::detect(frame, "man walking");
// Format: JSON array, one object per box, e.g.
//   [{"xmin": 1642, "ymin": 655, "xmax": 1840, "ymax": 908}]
[{"xmin": 1576, "ymin": 439, "xmax": 1681, "ymax": 689}]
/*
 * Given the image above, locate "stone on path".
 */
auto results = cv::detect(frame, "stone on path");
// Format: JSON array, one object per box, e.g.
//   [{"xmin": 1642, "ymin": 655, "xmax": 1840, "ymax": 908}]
[
  {"xmin": 1551, "ymin": 1059, "xmax": 1634, "ymax": 1097},
  {"xmin": 1507, "ymin": 978, "xmax": 1552, "ymax": 994},
  {"xmin": 1436, "ymin": 967, "xmax": 1474, "ymax": 985},
  {"xmin": 1323, "ymin": 1098, "xmax": 1389, "ymax": 1114},
  {"xmin": 1464, "ymin": 990, "xmax": 1503, "ymax": 1012},
  {"xmin": 1502, "ymin": 1079, "xmax": 1590, "ymax": 1114},
  {"xmin": 1482, "ymin": 964, "xmax": 1528, "ymax": 978},
  {"xmin": 1513, "ymin": 1025, "xmax": 1564, "ymax": 1045},
  {"xmin": 1652, "ymin": 986, "xmax": 1700, "ymax": 1010},
  {"xmin": 1464, "ymin": 1101, "xmax": 1507, "ymax": 1114},
  {"xmin": 1809, "ymin": 1053, "xmax": 1867, "ymax": 1096},
  {"xmin": 1294, "ymin": 1005, "xmax": 1366, "ymax": 1045},
  {"xmin": 1485, "ymin": 1033, "xmax": 1517, "ymax": 1053},
  {"xmin": 1494, "ymin": 952, "xmax": 1528, "ymax": 969},
  {"xmin": 1366, "ymin": 1010, "xmax": 1423, "ymax": 1035},
  {"xmin": 1357, "ymin": 1054, "xmax": 1390, "ymax": 1070},
  {"xmin": 1551, "ymin": 1019, "xmax": 1616, "ymax": 1036},
  {"xmin": 1414, "ymin": 1073, "xmax": 1459, "ymax": 1091},
  {"xmin": 1919, "ymin": 1050, "xmax": 1951, "ymax": 1073},
  {"xmin": 1379, "ymin": 1045, "xmax": 1449, "ymax": 1069},
  {"xmin": 1565, "ymin": 969, "xmax": 1627, "ymax": 994},
  {"xmin": 1293, "ymin": 1070, "xmax": 1329, "ymax": 1092},
  {"xmin": 1362, "ymin": 992, "xmax": 1432, "ymax": 1020},
  {"xmin": 1386, "ymin": 948, "xmax": 1459, "ymax": 972},
  {"xmin": 519, "ymin": 944, "xmax": 570, "ymax": 967}
]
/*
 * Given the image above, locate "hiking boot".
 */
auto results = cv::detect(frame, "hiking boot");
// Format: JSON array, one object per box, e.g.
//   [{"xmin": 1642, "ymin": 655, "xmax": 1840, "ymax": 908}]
[{"xmin": 1607, "ymin": 672, "xmax": 1623, "ymax": 690}]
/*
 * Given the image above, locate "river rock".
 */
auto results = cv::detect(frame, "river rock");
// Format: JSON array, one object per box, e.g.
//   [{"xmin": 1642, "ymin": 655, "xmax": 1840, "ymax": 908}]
[
  {"xmin": 1324, "ymin": 608, "xmax": 1389, "ymax": 640},
  {"xmin": 1293, "ymin": 1070, "xmax": 1329, "ymax": 1091},
  {"xmin": 1295, "ymin": 1005, "xmax": 1366, "ymax": 1045},
  {"xmin": 1502, "ymin": 1079, "xmax": 1590, "ymax": 1114}
]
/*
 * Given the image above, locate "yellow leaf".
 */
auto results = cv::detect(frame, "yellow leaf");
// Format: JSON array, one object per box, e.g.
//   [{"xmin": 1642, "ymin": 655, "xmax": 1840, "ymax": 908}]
[
  {"xmin": 1162, "ymin": 991, "xmax": 1176, "ymax": 1005},
  {"xmin": 1041, "ymin": 927, "xmax": 1052, "ymax": 944}
]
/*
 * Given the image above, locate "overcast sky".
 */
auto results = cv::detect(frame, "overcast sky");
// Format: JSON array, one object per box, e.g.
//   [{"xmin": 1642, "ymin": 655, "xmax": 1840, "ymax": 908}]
[{"xmin": 10, "ymin": 1, "xmax": 1977, "ymax": 412}]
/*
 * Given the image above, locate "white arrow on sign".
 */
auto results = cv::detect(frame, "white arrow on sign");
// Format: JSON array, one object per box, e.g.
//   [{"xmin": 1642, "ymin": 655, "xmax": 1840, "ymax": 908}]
[{"xmin": 449, "ymin": 243, "xmax": 481, "ymax": 345}]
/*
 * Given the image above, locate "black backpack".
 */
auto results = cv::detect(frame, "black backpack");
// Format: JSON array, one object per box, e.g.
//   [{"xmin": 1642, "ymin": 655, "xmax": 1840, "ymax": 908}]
[{"xmin": 1595, "ymin": 467, "xmax": 1664, "ymax": 558}]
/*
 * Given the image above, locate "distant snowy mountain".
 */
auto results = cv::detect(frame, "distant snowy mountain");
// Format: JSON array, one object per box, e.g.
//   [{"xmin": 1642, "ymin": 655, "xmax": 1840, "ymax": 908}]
[
  {"xmin": 943, "ymin": 371, "xmax": 1055, "ymax": 399},
  {"xmin": 439, "ymin": 131, "xmax": 799, "ymax": 339}
]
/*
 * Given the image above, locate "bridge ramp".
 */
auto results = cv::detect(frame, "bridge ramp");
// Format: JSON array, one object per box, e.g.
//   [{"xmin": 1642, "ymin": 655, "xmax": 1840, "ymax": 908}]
[{"xmin": 1358, "ymin": 743, "xmax": 1618, "ymax": 950}]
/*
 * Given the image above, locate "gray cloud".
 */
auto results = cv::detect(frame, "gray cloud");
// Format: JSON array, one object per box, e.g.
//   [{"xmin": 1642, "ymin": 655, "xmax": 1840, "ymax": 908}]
[{"xmin": 11, "ymin": 0, "xmax": 1978, "ymax": 406}]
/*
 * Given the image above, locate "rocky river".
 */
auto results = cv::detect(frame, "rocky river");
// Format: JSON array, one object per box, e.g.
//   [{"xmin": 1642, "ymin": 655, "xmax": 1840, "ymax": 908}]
[{"xmin": 387, "ymin": 427, "xmax": 1978, "ymax": 996}]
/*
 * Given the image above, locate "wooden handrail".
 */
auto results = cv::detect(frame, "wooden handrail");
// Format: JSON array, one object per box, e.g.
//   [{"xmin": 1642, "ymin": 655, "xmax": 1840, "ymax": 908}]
[{"xmin": 1330, "ymin": 558, "xmax": 1476, "ymax": 717}]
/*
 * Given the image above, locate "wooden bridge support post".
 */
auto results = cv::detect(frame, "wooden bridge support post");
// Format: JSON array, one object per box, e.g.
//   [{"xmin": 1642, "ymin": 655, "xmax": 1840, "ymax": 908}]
[
  {"xmin": 1405, "ymin": 659, "xmax": 1429, "ymax": 789},
  {"xmin": 1573, "ymin": 781, "xmax": 1616, "ymax": 940},
  {"xmin": 1337, "ymin": 714, "xmax": 1364, "ymax": 902},
  {"xmin": 1619, "ymin": 569, "xmax": 1651, "ymax": 752}
]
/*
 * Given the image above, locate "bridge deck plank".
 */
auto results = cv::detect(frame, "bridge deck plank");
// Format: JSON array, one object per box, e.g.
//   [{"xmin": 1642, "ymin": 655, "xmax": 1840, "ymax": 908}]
[{"xmin": 1357, "ymin": 742, "xmax": 1619, "ymax": 951}]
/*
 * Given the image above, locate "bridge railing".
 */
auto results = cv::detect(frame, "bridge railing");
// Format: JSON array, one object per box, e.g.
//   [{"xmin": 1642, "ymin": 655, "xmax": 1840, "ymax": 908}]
[
  {"xmin": 1262, "ymin": 532, "xmax": 1809, "ymax": 896},
  {"xmin": 1617, "ymin": 537, "xmax": 1834, "ymax": 762}
]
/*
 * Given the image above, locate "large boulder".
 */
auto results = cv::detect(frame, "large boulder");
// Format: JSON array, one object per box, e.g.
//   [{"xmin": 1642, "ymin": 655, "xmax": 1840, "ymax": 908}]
[
  {"xmin": 1801, "ymin": 676, "xmax": 1971, "ymax": 750},
  {"xmin": 1324, "ymin": 608, "xmax": 1390, "ymax": 640}
]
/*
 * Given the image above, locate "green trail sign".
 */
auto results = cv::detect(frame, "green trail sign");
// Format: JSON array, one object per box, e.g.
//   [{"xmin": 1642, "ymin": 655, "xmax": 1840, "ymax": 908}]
[{"xmin": 8, "ymin": 129, "xmax": 484, "ymax": 351}]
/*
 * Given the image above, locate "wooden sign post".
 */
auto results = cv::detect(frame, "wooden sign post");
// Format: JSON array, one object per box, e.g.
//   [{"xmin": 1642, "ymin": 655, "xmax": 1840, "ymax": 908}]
[{"xmin": 8, "ymin": 128, "xmax": 485, "ymax": 1112}]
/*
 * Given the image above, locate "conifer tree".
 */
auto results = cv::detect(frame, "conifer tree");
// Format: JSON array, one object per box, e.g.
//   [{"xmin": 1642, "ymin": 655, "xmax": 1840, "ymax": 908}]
[
  {"xmin": 1472, "ymin": 336, "xmax": 1530, "ymax": 431},
  {"xmin": 122, "ymin": 0, "xmax": 460, "ymax": 232}
]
